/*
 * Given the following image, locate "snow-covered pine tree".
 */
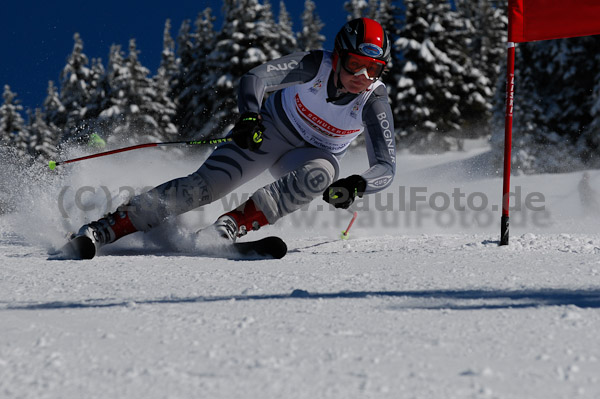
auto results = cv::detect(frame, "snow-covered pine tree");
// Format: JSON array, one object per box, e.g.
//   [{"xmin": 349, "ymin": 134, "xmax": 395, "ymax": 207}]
[
  {"xmin": 297, "ymin": 0, "xmax": 325, "ymax": 51},
  {"xmin": 175, "ymin": 8, "xmax": 217, "ymax": 139},
  {"xmin": 176, "ymin": 19, "xmax": 195, "ymax": 75},
  {"xmin": 97, "ymin": 40, "xmax": 176, "ymax": 144},
  {"xmin": 82, "ymin": 58, "xmax": 108, "ymax": 127},
  {"xmin": 377, "ymin": 0, "xmax": 403, "ymax": 95},
  {"xmin": 172, "ymin": 18, "xmax": 194, "ymax": 131},
  {"xmin": 366, "ymin": 0, "xmax": 380, "ymax": 19},
  {"xmin": 277, "ymin": 1, "xmax": 298, "ymax": 55},
  {"xmin": 394, "ymin": 0, "xmax": 490, "ymax": 153},
  {"xmin": 0, "ymin": 85, "xmax": 30, "ymax": 157},
  {"xmin": 200, "ymin": 0, "xmax": 280, "ymax": 137},
  {"xmin": 154, "ymin": 19, "xmax": 181, "ymax": 141},
  {"xmin": 57, "ymin": 33, "xmax": 93, "ymax": 143},
  {"xmin": 455, "ymin": 0, "xmax": 507, "ymax": 137},
  {"xmin": 256, "ymin": 0, "xmax": 288, "ymax": 60},
  {"xmin": 581, "ymin": 42, "xmax": 600, "ymax": 167},
  {"xmin": 394, "ymin": 0, "xmax": 460, "ymax": 152},
  {"xmin": 27, "ymin": 108, "xmax": 59, "ymax": 161},
  {"xmin": 63, "ymin": 57, "xmax": 110, "ymax": 147},
  {"xmin": 173, "ymin": 18, "xmax": 194, "ymax": 104},
  {"xmin": 456, "ymin": 0, "xmax": 507, "ymax": 94},
  {"xmin": 491, "ymin": 37, "xmax": 600, "ymax": 173},
  {"xmin": 62, "ymin": 44, "xmax": 122, "ymax": 146},
  {"xmin": 124, "ymin": 39, "xmax": 176, "ymax": 142},
  {"xmin": 539, "ymin": 38, "xmax": 599, "ymax": 141},
  {"xmin": 441, "ymin": 3, "xmax": 492, "ymax": 137},
  {"xmin": 95, "ymin": 44, "xmax": 131, "ymax": 142},
  {"xmin": 42, "ymin": 81, "xmax": 65, "ymax": 131},
  {"xmin": 156, "ymin": 19, "xmax": 180, "ymax": 101},
  {"xmin": 344, "ymin": 0, "xmax": 369, "ymax": 20},
  {"xmin": 0, "ymin": 86, "xmax": 30, "ymax": 215},
  {"xmin": 374, "ymin": 0, "xmax": 402, "ymax": 41}
]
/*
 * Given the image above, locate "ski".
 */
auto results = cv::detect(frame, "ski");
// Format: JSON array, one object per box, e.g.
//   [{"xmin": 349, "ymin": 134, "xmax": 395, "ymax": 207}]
[
  {"xmin": 51, "ymin": 235, "xmax": 287, "ymax": 260},
  {"xmin": 232, "ymin": 236, "xmax": 287, "ymax": 259},
  {"xmin": 53, "ymin": 235, "xmax": 97, "ymax": 260}
]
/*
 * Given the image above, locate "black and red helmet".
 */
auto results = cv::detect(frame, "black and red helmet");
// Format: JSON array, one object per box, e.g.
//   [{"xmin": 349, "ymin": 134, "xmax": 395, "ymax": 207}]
[{"xmin": 333, "ymin": 18, "xmax": 391, "ymax": 77}]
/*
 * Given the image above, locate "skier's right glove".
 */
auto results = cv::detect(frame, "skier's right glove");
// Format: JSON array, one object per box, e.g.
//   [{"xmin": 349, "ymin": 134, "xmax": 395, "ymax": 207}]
[{"xmin": 232, "ymin": 112, "xmax": 265, "ymax": 151}]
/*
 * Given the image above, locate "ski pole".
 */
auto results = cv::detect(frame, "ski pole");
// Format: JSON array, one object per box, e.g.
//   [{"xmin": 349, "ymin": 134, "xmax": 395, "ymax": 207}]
[
  {"xmin": 341, "ymin": 211, "xmax": 358, "ymax": 240},
  {"xmin": 48, "ymin": 137, "xmax": 233, "ymax": 170}
]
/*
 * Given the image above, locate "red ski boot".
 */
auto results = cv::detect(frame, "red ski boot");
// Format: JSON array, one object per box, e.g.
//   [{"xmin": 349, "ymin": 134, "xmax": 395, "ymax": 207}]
[
  {"xmin": 213, "ymin": 199, "xmax": 269, "ymax": 241},
  {"xmin": 62, "ymin": 210, "xmax": 138, "ymax": 259}
]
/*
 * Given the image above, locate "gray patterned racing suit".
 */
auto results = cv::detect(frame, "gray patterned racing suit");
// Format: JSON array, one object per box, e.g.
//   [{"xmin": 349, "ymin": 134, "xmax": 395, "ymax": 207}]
[{"xmin": 127, "ymin": 50, "xmax": 396, "ymax": 231}]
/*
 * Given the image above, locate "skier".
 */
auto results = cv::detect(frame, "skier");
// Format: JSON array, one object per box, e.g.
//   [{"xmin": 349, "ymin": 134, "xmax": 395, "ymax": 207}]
[
  {"xmin": 66, "ymin": 17, "xmax": 396, "ymax": 257},
  {"xmin": 578, "ymin": 172, "xmax": 600, "ymax": 215}
]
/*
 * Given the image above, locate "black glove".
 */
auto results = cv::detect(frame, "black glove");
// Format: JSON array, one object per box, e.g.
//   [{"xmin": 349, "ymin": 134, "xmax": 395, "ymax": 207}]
[
  {"xmin": 232, "ymin": 112, "xmax": 265, "ymax": 151},
  {"xmin": 323, "ymin": 175, "xmax": 367, "ymax": 209}
]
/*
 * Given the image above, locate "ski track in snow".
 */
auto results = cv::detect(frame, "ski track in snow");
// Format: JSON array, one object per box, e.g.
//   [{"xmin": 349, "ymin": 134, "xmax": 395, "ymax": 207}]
[{"xmin": 1, "ymin": 143, "xmax": 600, "ymax": 398}]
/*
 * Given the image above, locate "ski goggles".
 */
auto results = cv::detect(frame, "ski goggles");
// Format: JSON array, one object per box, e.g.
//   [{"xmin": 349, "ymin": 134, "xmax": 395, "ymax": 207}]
[{"xmin": 341, "ymin": 52, "xmax": 386, "ymax": 80}]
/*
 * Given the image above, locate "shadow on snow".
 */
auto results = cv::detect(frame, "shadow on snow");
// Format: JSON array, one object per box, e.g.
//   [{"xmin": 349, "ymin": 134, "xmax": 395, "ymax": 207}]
[{"xmin": 4, "ymin": 288, "xmax": 600, "ymax": 311}]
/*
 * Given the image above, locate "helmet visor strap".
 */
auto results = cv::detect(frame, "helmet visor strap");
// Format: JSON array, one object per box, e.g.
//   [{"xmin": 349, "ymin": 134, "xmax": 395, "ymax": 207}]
[{"xmin": 342, "ymin": 52, "xmax": 385, "ymax": 80}]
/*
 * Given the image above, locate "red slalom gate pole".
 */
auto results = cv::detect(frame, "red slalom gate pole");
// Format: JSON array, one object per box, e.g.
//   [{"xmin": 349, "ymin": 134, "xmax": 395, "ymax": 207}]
[
  {"xmin": 500, "ymin": 42, "xmax": 516, "ymax": 246},
  {"xmin": 48, "ymin": 138, "xmax": 232, "ymax": 170}
]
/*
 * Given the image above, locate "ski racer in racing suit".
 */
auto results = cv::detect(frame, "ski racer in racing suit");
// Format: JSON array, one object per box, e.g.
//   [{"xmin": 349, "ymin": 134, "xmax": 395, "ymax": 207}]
[{"xmin": 72, "ymin": 17, "xmax": 396, "ymax": 250}]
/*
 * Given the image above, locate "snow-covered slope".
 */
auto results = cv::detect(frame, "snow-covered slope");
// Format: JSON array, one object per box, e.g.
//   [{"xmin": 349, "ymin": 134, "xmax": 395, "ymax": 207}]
[{"xmin": 1, "ymin": 142, "xmax": 599, "ymax": 398}]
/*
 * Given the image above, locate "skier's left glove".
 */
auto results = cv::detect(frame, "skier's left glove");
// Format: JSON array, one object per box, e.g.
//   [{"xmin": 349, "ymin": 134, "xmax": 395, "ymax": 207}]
[
  {"xmin": 232, "ymin": 112, "xmax": 265, "ymax": 151},
  {"xmin": 323, "ymin": 175, "xmax": 367, "ymax": 209}
]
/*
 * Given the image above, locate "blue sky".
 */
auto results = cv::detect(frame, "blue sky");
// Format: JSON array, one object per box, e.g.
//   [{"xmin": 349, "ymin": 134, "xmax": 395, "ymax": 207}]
[{"xmin": 1, "ymin": 1, "xmax": 347, "ymax": 111}]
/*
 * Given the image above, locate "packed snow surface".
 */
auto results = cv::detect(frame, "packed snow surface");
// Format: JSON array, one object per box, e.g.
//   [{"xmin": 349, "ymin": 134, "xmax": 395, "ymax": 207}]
[{"xmin": 1, "ymin": 141, "xmax": 600, "ymax": 398}]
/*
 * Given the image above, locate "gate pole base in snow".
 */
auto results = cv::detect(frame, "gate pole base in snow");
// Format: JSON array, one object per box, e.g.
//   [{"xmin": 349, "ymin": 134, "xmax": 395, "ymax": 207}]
[{"xmin": 500, "ymin": 215, "xmax": 510, "ymax": 246}]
